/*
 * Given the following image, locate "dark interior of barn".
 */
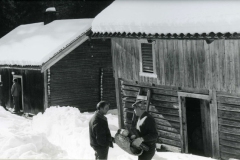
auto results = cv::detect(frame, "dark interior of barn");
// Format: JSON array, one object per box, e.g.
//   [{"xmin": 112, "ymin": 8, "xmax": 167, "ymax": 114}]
[{"xmin": 186, "ymin": 97, "xmax": 204, "ymax": 156}]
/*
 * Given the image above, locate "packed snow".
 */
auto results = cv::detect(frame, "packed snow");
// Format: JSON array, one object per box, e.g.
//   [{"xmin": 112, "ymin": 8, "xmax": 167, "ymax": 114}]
[
  {"xmin": 0, "ymin": 19, "xmax": 92, "ymax": 66},
  {"xmin": 92, "ymin": 1, "xmax": 240, "ymax": 35},
  {"xmin": 0, "ymin": 106, "xmax": 217, "ymax": 160}
]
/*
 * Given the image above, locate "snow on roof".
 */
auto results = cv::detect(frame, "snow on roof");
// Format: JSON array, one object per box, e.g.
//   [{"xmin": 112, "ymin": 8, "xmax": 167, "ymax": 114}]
[
  {"xmin": 0, "ymin": 19, "xmax": 93, "ymax": 66},
  {"xmin": 92, "ymin": 1, "xmax": 240, "ymax": 35}
]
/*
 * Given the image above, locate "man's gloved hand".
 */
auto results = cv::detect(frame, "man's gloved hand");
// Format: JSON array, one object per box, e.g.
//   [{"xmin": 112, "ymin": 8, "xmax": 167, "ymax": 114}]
[
  {"xmin": 132, "ymin": 137, "xmax": 144, "ymax": 148},
  {"xmin": 130, "ymin": 135, "xmax": 136, "ymax": 139}
]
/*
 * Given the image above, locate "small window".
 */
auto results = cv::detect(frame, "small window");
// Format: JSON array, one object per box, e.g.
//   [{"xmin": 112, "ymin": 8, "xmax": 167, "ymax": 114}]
[
  {"xmin": 139, "ymin": 40, "xmax": 157, "ymax": 78},
  {"xmin": 141, "ymin": 43, "xmax": 153, "ymax": 73}
]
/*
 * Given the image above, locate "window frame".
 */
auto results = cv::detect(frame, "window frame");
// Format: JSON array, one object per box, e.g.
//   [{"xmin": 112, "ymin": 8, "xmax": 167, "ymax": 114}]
[{"xmin": 138, "ymin": 39, "xmax": 157, "ymax": 78}]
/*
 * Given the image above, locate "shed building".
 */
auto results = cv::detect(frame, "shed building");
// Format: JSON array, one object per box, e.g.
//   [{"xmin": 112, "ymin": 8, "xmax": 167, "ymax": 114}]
[
  {"xmin": 91, "ymin": 1, "xmax": 240, "ymax": 159},
  {"xmin": 0, "ymin": 18, "xmax": 115, "ymax": 115}
]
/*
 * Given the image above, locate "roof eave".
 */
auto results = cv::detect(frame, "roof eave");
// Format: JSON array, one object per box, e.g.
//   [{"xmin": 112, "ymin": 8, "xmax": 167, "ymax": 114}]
[{"xmin": 41, "ymin": 29, "xmax": 91, "ymax": 73}]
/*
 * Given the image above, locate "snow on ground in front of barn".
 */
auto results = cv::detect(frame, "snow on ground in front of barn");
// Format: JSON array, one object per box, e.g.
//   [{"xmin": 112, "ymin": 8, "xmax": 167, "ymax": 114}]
[{"xmin": 0, "ymin": 106, "xmax": 216, "ymax": 160}]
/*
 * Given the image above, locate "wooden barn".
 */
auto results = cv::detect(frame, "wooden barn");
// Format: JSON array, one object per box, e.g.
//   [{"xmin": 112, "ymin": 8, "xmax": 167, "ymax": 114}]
[
  {"xmin": 0, "ymin": 10, "xmax": 115, "ymax": 115},
  {"xmin": 91, "ymin": 1, "xmax": 240, "ymax": 159}
]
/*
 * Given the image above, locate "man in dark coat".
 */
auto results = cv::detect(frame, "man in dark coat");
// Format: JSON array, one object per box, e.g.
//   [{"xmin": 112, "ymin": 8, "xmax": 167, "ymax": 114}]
[
  {"xmin": 11, "ymin": 78, "xmax": 21, "ymax": 113},
  {"xmin": 130, "ymin": 99, "xmax": 158, "ymax": 160},
  {"xmin": 89, "ymin": 101, "xmax": 113, "ymax": 160}
]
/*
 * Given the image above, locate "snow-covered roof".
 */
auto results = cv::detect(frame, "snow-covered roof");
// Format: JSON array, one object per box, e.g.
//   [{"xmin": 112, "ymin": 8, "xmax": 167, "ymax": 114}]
[
  {"xmin": 92, "ymin": 1, "xmax": 240, "ymax": 35},
  {"xmin": 0, "ymin": 19, "xmax": 93, "ymax": 66}
]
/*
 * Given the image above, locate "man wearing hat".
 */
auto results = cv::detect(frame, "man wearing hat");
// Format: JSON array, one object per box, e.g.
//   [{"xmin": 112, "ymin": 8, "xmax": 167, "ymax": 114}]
[
  {"xmin": 130, "ymin": 99, "xmax": 158, "ymax": 160},
  {"xmin": 11, "ymin": 78, "xmax": 21, "ymax": 113}
]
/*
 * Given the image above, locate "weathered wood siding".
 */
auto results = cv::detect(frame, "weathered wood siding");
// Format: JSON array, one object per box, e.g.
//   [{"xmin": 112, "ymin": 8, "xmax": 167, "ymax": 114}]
[
  {"xmin": 0, "ymin": 68, "xmax": 44, "ymax": 114},
  {"xmin": 121, "ymin": 80, "xmax": 181, "ymax": 152},
  {"xmin": 50, "ymin": 39, "xmax": 116, "ymax": 111},
  {"xmin": 112, "ymin": 38, "xmax": 240, "ymax": 94},
  {"xmin": 112, "ymin": 38, "xmax": 240, "ymax": 156},
  {"xmin": 217, "ymin": 92, "xmax": 240, "ymax": 160}
]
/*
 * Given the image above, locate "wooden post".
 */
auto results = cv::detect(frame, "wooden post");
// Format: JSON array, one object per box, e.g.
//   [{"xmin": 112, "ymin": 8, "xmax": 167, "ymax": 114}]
[
  {"xmin": 43, "ymin": 70, "xmax": 48, "ymax": 111},
  {"xmin": 178, "ymin": 95, "xmax": 184, "ymax": 153},
  {"xmin": 209, "ymin": 89, "xmax": 220, "ymax": 158},
  {"xmin": 115, "ymin": 78, "xmax": 124, "ymax": 128}
]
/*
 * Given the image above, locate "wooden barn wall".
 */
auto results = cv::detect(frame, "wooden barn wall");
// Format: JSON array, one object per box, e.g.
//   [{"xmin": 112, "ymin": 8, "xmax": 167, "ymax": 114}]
[
  {"xmin": 121, "ymin": 80, "xmax": 181, "ymax": 152},
  {"xmin": 217, "ymin": 92, "xmax": 240, "ymax": 160},
  {"xmin": 112, "ymin": 38, "xmax": 240, "ymax": 94},
  {"xmin": 112, "ymin": 38, "xmax": 240, "ymax": 156},
  {"xmin": 50, "ymin": 39, "xmax": 116, "ymax": 112},
  {"xmin": 0, "ymin": 69, "xmax": 44, "ymax": 114}
]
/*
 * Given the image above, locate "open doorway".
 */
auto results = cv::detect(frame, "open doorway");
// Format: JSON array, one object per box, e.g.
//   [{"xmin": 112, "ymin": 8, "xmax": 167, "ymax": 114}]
[
  {"xmin": 13, "ymin": 75, "xmax": 24, "ymax": 112},
  {"xmin": 186, "ymin": 97, "xmax": 203, "ymax": 156},
  {"xmin": 178, "ymin": 92, "xmax": 212, "ymax": 157}
]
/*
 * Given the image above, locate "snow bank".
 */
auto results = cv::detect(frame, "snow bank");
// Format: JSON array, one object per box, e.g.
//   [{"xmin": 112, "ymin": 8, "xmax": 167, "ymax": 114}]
[
  {"xmin": 0, "ymin": 107, "xmax": 66, "ymax": 159},
  {"xmin": 0, "ymin": 106, "xmax": 216, "ymax": 159}
]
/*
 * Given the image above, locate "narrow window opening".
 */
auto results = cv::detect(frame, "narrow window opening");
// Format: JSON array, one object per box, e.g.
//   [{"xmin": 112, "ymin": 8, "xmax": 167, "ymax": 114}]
[{"xmin": 141, "ymin": 43, "xmax": 153, "ymax": 73}]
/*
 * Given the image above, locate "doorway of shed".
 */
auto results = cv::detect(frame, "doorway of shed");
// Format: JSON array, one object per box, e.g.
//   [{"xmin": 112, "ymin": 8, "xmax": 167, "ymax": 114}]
[
  {"xmin": 13, "ymin": 75, "xmax": 24, "ymax": 112},
  {"xmin": 186, "ymin": 97, "xmax": 203, "ymax": 156},
  {"xmin": 179, "ymin": 94, "xmax": 212, "ymax": 157}
]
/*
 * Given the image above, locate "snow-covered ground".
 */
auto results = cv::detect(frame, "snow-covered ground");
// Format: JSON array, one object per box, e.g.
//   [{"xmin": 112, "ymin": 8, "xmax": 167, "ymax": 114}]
[{"xmin": 0, "ymin": 106, "xmax": 216, "ymax": 160}]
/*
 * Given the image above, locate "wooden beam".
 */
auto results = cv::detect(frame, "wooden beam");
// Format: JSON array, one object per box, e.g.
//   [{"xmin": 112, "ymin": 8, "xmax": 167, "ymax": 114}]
[
  {"xmin": 111, "ymin": 39, "xmax": 124, "ymax": 128},
  {"xmin": 0, "ymin": 66, "xmax": 41, "ymax": 71},
  {"xmin": 178, "ymin": 96, "xmax": 185, "ymax": 153},
  {"xmin": 178, "ymin": 91, "xmax": 210, "ymax": 100},
  {"xmin": 43, "ymin": 70, "xmax": 48, "ymax": 111},
  {"xmin": 41, "ymin": 34, "xmax": 89, "ymax": 72},
  {"xmin": 209, "ymin": 89, "xmax": 220, "ymax": 159}
]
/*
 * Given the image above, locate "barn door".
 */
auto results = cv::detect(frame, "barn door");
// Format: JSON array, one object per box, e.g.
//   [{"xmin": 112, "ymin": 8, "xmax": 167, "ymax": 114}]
[
  {"xmin": 200, "ymin": 100, "xmax": 212, "ymax": 157},
  {"xmin": 178, "ymin": 92, "xmax": 212, "ymax": 157}
]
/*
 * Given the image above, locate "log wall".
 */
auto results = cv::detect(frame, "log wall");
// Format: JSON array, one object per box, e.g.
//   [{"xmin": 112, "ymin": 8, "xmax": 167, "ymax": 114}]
[
  {"xmin": 217, "ymin": 92, "xmax": 240, "ymax": 160},
  {"xmin": 121, "ymin": 80, "xmax": 181, "ymax": 152},
  {"xmin": 50, "ymin": 39, "xmax": 116, "ymax": 111}
]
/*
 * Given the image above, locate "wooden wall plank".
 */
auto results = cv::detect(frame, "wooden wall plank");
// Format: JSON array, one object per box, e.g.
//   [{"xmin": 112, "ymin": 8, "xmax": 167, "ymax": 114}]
[
  {"xmin": 149, "ymin": 105, "xmax": 179, "ymax": 116},
  {"xmin": 156, "ymin": 124, "xmax": 180, "ymax": 133},
  {"xmin": 159, "ymin": 137, "xmax": 181, "ymax": 147},
  {"xmin": 219, "ymin": 118, "xmax": 240, "ymax": 128},
  {"xmin": 220, "ymin": 139, "xmax": 240, "ymax": 149},
  {"xmin": 113, "ymin": 39, "xmax": 240, "ymax": 93},
  {"xmin": 221, "ymin": 152, "xmax": 240, "ymax": 160},
  {"xmin": 158, "ymin": 130, "xmax": 181, "ymax": 141},
  {"xmin": 150, "ymin": 112, "xmax": 179, "ymax": 122},
  {"xmin": 154, "ymin": 117, "xmax": 180, "ymax": 129},
  {"xmin": 220, "ymin": 145, "xmax": 240, "ymax": 157},
  {"xmin": 219, "ymin": 125, "xmax": 240, "ymax": 135},
  {"xmin": 178, "ymin": 40, "xmax": 184, "ymax": 88},
  {"xmin": 204, "ymin": 40, "xmax": 210, "ymax": 89},
  {"xmin": 234, "ymin": 40, "xmax": 239, "ymax": 93},
  {"xmin": 161, "ymin": 144, "xmax": 181, "ymax": 153},
  {"xmin": 219, "ymin": 132, "xmax": 240, "ymax": 143}
]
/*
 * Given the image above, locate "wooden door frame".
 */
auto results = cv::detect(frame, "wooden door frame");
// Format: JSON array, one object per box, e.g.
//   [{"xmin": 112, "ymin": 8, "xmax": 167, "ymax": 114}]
[
  {"xmin": 178, "ymin": 92, "xmax": 211, "ymax": 154},
  {"xmin": 13, "ymin": 75, "xmax": 24, "ymax": 112}
]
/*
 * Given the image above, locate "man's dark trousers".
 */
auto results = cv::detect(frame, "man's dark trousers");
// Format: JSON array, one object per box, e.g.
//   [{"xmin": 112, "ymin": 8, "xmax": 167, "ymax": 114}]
[
  {"xmin": 138, "ymin": 144, "xmax": 156, "ymax": 160},
  {"xmin": 94, "ymin": 146, "xmax": 109, "ymax": 160},
  {"xmin": 13, "ymin": 96, "xmax": 20, "ymax": 112}
]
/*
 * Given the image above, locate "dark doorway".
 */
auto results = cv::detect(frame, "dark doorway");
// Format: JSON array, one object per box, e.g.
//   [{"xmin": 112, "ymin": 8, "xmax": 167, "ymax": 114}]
[
  {"xmin": 16, "ymin": 78, "xmax": 23, "ymax": 111},
  {"xmin": 185, "ymin": 97, "xmax": 204, "ymax": 156},
  {"xmin": 12, "ymin": 76, "xmax": 23, "ymax": 112}
]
